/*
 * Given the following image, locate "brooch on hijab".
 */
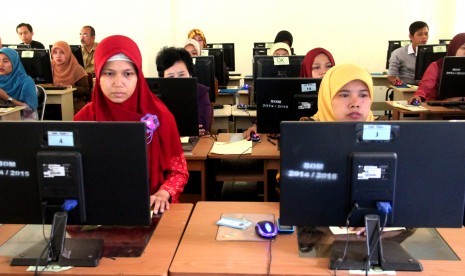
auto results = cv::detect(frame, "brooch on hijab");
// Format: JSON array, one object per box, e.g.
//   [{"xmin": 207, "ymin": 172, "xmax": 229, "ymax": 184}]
[{"xmin": 141, "ymin": 114, "xmax": 160, "ymax": 144}]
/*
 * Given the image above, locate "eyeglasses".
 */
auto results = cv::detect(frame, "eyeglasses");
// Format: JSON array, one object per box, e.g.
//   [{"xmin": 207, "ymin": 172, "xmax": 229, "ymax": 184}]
[{"xmin": 79, "ymin": 33, "xmax": 89, "ymax": 37}]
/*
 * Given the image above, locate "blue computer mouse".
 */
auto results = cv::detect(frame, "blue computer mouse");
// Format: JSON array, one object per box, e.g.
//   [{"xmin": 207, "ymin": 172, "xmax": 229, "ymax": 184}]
[
  {"xmin": 255, "ymin": 220, "xmax": 278, "ymax": 239},
  {"xmin": 411, "ymin": 98, "xmax": 421, "ymax": 106}
]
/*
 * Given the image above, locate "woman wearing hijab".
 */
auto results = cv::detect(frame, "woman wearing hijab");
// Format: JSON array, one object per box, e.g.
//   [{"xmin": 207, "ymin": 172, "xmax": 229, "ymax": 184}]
[
  {"xmin": 269, "ymin": 42, "xmax": 292, "ymax": 56},
  {"xmin": 51, "ymin": 41, "xmax": 90, "ymax": 114},
  {"xmin": 409, "ymin": 33, "xmax": 465, "ymax": 103},
  {"xmin": 310, "ymin": 63, "xmax": 374, "ymax": 122},
  {"xmin": 0, "ymin": 47, "xmax": 38, "ymax": 120},
  {"xmin": 274, "ymin": 30, "xmax": 293, "ymax": 47},
  {"xmin": 74, "ymin": 35, "xmax": 188, "ymax": 214},
  {"xmin": 300, "ymin": 48, "xmax": 335, "ymax": 78},
  {"xmin": 187, "ymin": 28, "xmax": 207, "ymax": 49},
  {"xmin": 184, "ymin": 38, "xmax": 201, "ymax": 57}
]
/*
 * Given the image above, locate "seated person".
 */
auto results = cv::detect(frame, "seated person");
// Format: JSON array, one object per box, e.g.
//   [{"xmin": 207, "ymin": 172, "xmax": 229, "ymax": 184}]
[
  {"xmin": 74, "ymin": 35, "xmax": 188, "ymax": 214},
  {"xmin": 155, "ymin": 47, "xmax": 212, "ymax": 136},
  {"xmin": 184, "ymin": 38, "xmax": 201, "ymax": 57},
  {"xmin": 408, "ymin": 33, "xmax": 465, "ymax": 104},
  {"xmin": 269, "ymin": 42, "xmax": 291, "ymax": 56},
  {"xmin": 51, "ymin": 41, "xmax": 90, "ymax": 114},
  {"xmin": 16, "ymin": 23, "xmax": 45, "ymax": 49},
  {"xmin": 274, "ymin": 30, "xmax": 293, "ymax": 48},
  {"xmin": 0, "ymin": 47, "xmax": 38, "ymax": 120},
  {"xmin": 300, "ymin": 47, "xmax": 335, "ymax": 78}
]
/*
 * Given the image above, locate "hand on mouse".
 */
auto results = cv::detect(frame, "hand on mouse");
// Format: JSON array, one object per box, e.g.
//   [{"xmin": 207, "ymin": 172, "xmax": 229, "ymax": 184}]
[
  {"xmin": 243, "ymin": 124, "xmax": 260, "ymax": 141},
  {"xmin": 408, "ymin": 96, "xmax": 422, "ymax": 106}
]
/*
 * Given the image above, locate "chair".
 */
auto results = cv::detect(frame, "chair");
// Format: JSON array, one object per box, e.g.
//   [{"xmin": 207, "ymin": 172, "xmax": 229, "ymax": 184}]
[{"xmin": 36, "ymin": 85, "xmax": 47, "ymax": 121}]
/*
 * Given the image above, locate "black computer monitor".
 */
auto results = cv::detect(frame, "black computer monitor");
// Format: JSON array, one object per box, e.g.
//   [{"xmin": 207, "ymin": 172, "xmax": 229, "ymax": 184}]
[
  {"xmin": 254, "ymin": 42, "xmax": 274, "ymax": 48},
  {"xmin": 202, "ymin": 48, "xmax": 226, "ymax": 86},
  {"xmin": 280, "ymin": 121, "xmax": 465, "ymax": 271},
  {"xmin": 49, "ymin": 44, "xmax": 85, "ymax": 68},
  {"xmin": 15, "ymin": 48, "xmax": 53, "ymax": 84},
  {"xmin": 192, "ymin": 56, "xmax": 216, "ymax": 102},
  {"xmin": 437, "ymin": 56, "xmax": 465, "ymax": 99},
  {"xmin": 414, "ymin": 44, "xmax": 447, "ymax": 80},
  {"xmin": 439, "ymin": 39, "xmax": 451, "ymax": 44},
  {"xmin": 2, "ymin": 44, "xmax": 31, "ymax": 49},
  {"xmin": 255, "ymin": 78, "xmax": 321, "ymax": 134},
  {"xmin": 207, "ymin": 43, "xmax": 235, "ymax": 72},
  {"xmin": 0, "ymin": 121, "xmax": 151, "ymax": 266},
  {"xmin": 385, "ymin": 40, "xmax": 410, "ymax": 69},
  {"xmin": 252, "ymin": 48, "xmax": 268, "ymax": 57},
  {"xmin": 145, "ymin": 77, "xmax": 199, "ymax": 137}
]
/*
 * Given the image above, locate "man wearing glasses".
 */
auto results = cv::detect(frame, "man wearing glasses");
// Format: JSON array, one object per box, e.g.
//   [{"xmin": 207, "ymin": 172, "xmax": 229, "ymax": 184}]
[{"xmin": 80, "ymin": 25, "xmax": 98, "ymax": 76}]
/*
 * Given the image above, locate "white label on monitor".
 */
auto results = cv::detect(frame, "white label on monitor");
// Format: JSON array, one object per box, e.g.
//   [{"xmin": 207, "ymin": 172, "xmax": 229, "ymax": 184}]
[
  {"xmin": 362, "ymin": 125, "xmax": 391, "ymax": 141},
  {"xmin": 273, "ymin": 56, "xmax": 290, "ymax": 65},
  {"xmin": 42, "ymin": 164, "xmax": 66, "ymax": 178},
  {"xmin": 21, "ymin": 50, "xmax": 34, "ymax": 58},
  {"xmin": 301, "ymin": 83, "xmax": 317, "ymax": 92},
  {"xmin": 433, "ymin": 45, "xmax": 447, "ymax": 53},
  {"xmin": 201, "ymin": 49, "xmax": 209, "ymax": 56},
  {"xmin": 192, "ymin": 57, "xmax": 197, "ymax": 65},
  {"xmin": 298, "ymin": 102, "xmax": 313, "ymax": 110},
  {"xmin": 47, "ymin": 131, "xmax": 74, "ymax": 147},
  {"xmin": 265, "ymin": 43, "xmax": 274, "ymax": 48},
  {"xmin": 211, "ymin": 44, "xmax": 223, "ymax": 49},
  {"xmin": 357, "ymin": 165, "xmax": 382, "ymax": 179},
  {"xmin": 400, "ymin": 41, "xmax": 410, "ymax": 46}
]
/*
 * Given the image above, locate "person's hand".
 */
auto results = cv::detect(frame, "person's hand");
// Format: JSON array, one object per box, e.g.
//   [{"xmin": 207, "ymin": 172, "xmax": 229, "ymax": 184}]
[
  {"xmin": 243, "ymin": 124, "xmax": 258, "ymax": 140},
  {"xmin": 408, "ymin": 96, "xmax": 422, "ymax": 105},
  {"xmin": 349, "ymin": 227, "xmax": 366, "ymax": 236},
  {"xmin": 199, "ymin": 124, "xmax": 206, "ymax": 136},
  {"xmin": 0, "ymin": 88, "xmax": 9, "ymax": 100},
  {"xmin": 387, "ymin": 76, "xmax": 402, "ymax": 86},
  {"xmin": 150, "ymin": 189, "xmax": 171, "ymax": 215}
]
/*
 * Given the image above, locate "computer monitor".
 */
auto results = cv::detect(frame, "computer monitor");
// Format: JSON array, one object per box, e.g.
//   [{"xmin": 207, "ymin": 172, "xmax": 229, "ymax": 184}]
[
  {"xmin": 280, "ymin": 121, "xmax": 465, "ymax": 271},
  {"xmin": 385, "ymin": 40, "xmax": 410, "ymax": 69},
  {"xmin": 49, "ymin": 44, "xmax": 85, "ymax": 68},
  {"xmin": 15, "ymin": 48, "xmax": 53, "ymax": 84},
  {"xmin": 207, "ymin": 43, "xmax": 235, "ymax": 72},
  {"xmin": 414, "ymin": 44, "xmax": 447, "ymax": 80},
  {"xmin": 0, "ymin": 121, "xmax": 151, "ymax": 266},
  {"xmin": 437, "ymin": 56, "xmax": 465, "ymax": 100},
  {"xmin": 439, "ymin": 39, "xmax": 451, "ymax": 45},
  {"xmin": 252, "ymin": 48, "xmax": 269, "ymax": 57},
  {"xmin": 2, "ymin": 44, "xmax": 31, "ymax": 49},
  {"xmin": 254, "ymin": 42, "xmax": 274, "ymax": 48},
  {"xmin": 192, "ymin": 56, "xmax": 216, "ymax": 102},
  {"xmin": 201, "ymin": 48, "xmax": 226, "ymax": 86},
  {"xmin": 145, "ymin": 77, "xmax": 199, "ymax": 137},
  {"xmin": 255, "ymin": 78, "xmax": 321, "ymax": 134}
]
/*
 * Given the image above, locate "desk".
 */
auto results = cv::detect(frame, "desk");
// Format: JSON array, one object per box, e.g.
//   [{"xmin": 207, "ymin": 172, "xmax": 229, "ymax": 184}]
[
  {"xmin": 170, "ymin": 201, "xmax": 465, "ymax": 276},
  {"xmin": 185, "ymin": 136, "xmax": 215, "ymax": 201},
  {"xmin": 45, "ymin": 87, "xmax": 75, "ymax": 121},
  {"xmin": 371, "ymin": 74, "xmax": 389, "ymax": 87},
  {"xmin": 208, "ymin": 133, "xmax": 279, "ymax": 201},
  {"xmin": 212, "ymin": 104, "xmax": 232, "ymax": 133},
  {"xmin": 216, "ymin": 92, "xmax": 236, "ymax": 105},
  {"xmin": 0, "ymin": 106, "xmax": 25, "ymax": 121},
  {"xmin": 0, "ymin": 203, "xmax": 193, "ymax": 275},
  {"xmin": 386, "ymin": 101, "xmax": 465, "ymax": 120},
  {"xmin": 389, "ymin": 85, "xmax": 418, "ymax": 101},
  {"xmin": 232, "ymin": 105, "xmax": 256, "ymax": 132}
]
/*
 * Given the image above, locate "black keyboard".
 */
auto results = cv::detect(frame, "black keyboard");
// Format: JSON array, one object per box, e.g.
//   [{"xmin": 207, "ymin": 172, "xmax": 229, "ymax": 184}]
[
  {"xmin": 40, "ymin": 84, "xmax": 68, "ymax": 90},
  {"xmin": 213, "ymin": 104, "xmax": 224, "ymax": 109},
  {"xmin": 426, "ymin": 101, "xmax": 465, "ymax": 107},
  {"xmin": 229, "ymin": 73, "xmax": 241, "ymax": 77},
  {"xmin": 0, "ymin": 104, "xmax": 15, "ymax": 108}
]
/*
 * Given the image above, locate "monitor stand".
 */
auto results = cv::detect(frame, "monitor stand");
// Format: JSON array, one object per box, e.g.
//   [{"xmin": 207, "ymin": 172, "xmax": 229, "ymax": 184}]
[
  {"xmin": 11, "ymin": 212, "xmax": 103, "ymax": 267},
  {"xmin": 329, "ymin": 214, "xmax": 422, "ymax": 272}
]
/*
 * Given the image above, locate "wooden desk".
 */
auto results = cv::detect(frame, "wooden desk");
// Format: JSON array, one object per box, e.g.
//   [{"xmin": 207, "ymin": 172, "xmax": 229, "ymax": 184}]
[
  {"xmin": 0, "ymin": 203, "xmax": 193, "ymax": 275},
  {"xmin": 232, "ymin": 105, "xmax": 256, "ymax": 132},
  {"xmin": 170, "ymin": 202, "xmax": 465, "ymax": 276},
  {"xmin": 389, "ymin": 85, "xmax": 418, "ymax": 101},
  {"xmin": 169, "ymin": 201, "xmax": 280, "ymax": 276},
  {"xmin": 216, "ymin": 92, "xmax": 236, "ymax": 105},
  {"xmin": 185, "ymin": 136, "xmax": 215, "ymax": 201},
  {"xmin": 208, "ymin": 133, "xmax": 279, "ymax": 201},
  {"xmin": 212, "ymin": 104, "xmax": 232, "ymax": 133},
  {"xmin": 45, "ymin": 87, "xmax": 75, "ymax": 121},
  {"xmin": 386, "ymin": 101, "xmax": 465, "ymax": 120},
  {"xmin": 371, "ymin": 74, "xmax": 389, "ymax": 87},
  {"xmin": 0, "ymin": 106, "xmax": 25, "ymax": 121}
]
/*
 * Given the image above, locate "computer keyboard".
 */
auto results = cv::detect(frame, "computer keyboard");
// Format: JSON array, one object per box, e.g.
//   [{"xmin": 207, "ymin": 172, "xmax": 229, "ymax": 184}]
[
  {"xmin": 213, "ymin": 104, "xmax": 224, "ymax": 109},
  {"xmin": 40, "ymin": 84, "xmax": 68, "ymax": 90},
  {"xmin": 426, "ymin": 100, "xmax": 465, "ymax": 107}
]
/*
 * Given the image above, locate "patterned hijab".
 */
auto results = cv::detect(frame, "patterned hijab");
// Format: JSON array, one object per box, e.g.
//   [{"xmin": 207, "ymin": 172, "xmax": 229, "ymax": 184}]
[
  {"xmin": 312, "ymin": 63, "xmax": 374, "ymax": 122},
  {"xmin": 51, "ymin": 41, "xmax": 87, "ymax": 86}
]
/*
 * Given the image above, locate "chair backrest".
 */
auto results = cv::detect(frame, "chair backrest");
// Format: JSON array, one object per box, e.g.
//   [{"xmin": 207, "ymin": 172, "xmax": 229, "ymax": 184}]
[
  {"xmin": 87, "ymin": 72, "xmax": 94, "ymax": 101},
  {"xmin": 36, "ymin": 85, "xmax": 47, "ymax": 121}
]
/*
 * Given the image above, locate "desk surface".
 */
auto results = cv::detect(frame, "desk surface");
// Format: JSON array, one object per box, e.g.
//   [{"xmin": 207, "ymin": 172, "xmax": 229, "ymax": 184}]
[
  {"xmin": 0, "ymin": 203, "xmax": 193, "ymax": 276},
  {"xmin": 386, "ymin": 101, "xmax": 465, "ymax": 119},
  {"xmin": 0, "ymin": 106, "xmax": 25, "ymax": 120},
  {"xmin": 208, "ymin": 133, "xmax": 279, "ymax": 159},
  {"xmin": 170, "ymin": 201, "xmax": 465, "ymax": 276}
]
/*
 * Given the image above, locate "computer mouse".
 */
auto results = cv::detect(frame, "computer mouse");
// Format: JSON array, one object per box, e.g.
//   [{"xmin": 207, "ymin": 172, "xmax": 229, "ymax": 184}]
[
  {"xmin": 411, "ymin": 98, "xmax": 421, "ymax": 106},
  {"xmin": 255, "ymin": 220, "xmax": 278, "ymax": 239},
  {"xmin": 250, "ymin": 132, "xmax": 260, "ymax": 142}
]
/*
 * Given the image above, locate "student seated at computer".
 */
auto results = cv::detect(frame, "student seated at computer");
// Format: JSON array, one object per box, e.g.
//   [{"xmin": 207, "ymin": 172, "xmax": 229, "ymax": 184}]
[
  {"xmin": 74, "ymin": 35, "xmax": 189, "ymax": 214},
  {"xmin": 300, "ymin": 47, "xmax": 335, "ymax": 78},
  {"xmin": 408, "ymin": 33, "xmax": 465, "ymax": 104},
  {"xmin": 155, "ymin": 46, "xmax": 212, "ymax": 136},
  {"xmin": 274, "ymin": 30, "xmax": 294, "ymax": 48},
  {"xmin": 184, "ymin": 38, "xmax": 201, "ymax": 57},
  {"xmin": 0, "ymin": 47, "xmax": 38, "ymax": 120},
  {"xmin": 269, "ymin": 42, "xmax": 291, "ymax": 56},
  {"xmin": 51, "ymin": 41, "xmax": 90, "ymax": 114}
]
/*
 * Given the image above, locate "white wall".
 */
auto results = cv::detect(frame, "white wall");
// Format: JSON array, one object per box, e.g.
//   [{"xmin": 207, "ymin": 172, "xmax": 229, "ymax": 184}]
[{"xmin": 2, "ymin": 0, "xmax": 461, "ymax": 77}]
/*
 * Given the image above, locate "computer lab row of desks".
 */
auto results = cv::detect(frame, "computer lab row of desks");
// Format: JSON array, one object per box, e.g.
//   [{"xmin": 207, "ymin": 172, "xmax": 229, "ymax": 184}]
[{"xmin": 1, "ymin": 201, "xmax": 465, "ymax": 275}]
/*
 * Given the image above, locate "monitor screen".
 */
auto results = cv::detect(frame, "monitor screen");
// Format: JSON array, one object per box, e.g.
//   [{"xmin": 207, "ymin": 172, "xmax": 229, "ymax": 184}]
[
  {"xmin": 439, "ymin": 39, "xmax": 451, "ymax": 44},
  {"xmin": 414, "ymin": 44, "xmax": 447, "ymax": 80},
  {"xmin": 192, "ymin": 56, "xmax": 216, "ymax": 102},
  {"xmin": 437, "ymin": 56, "xmax": 465, "ymax": 99},
  {"xmin": 2, "ymin": 44, "xmax": 31, "ymax": 49},
  {"xmin": 201, "ymin": 48, "xmax": 226, "ymax": 85},
  {"xmin": 207, "ymin": 43, "xmax": 235, "ymax": 72},
  {"xmin": 15, "ymin": 48, "xmax": 53, "ymax": 84},
  {"xmin": 253, "ymin": 55, "xmax": 305, "ymax": 93},
  {"xmin": 255, "ymin": 77, "xmax": 320, "ymax": 134},
  {"xmin": 145, "ymin": 77, "xmax": 199, "ymax": 137},
  {"xmin": 49, "ymin": 44, "xmax": 85, "ymax": 68},
  {"xmin": 0, "ymin": 121, "xmax": 151, "ymax": 266},
  {"xmin": 385, "ymin": 40, "xmax": 410, "ymax": 69},
  {"xmin": 280, "ymin": 121, "xmax": 465, "ymax": 271}
]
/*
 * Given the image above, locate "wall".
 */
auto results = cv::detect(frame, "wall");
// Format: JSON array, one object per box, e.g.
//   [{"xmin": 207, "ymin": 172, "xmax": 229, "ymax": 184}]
[{"xmin": 2, "ymin": 0, "xmax": 462, "ymax": 77}]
